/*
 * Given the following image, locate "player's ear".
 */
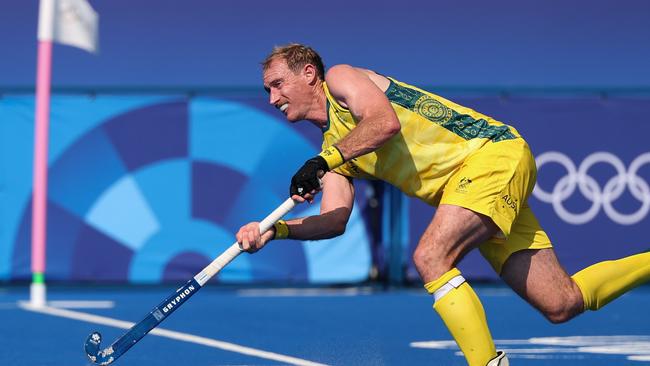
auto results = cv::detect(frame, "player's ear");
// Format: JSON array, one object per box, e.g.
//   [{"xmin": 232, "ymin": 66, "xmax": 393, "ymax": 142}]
[{"xmin": 302, "ymin": 64, "xmax": 318, "ymax": 85}]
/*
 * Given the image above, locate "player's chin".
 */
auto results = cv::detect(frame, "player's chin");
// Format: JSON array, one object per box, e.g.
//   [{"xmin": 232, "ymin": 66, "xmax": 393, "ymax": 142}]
[
  {"xmin": 284, "ymin": 110, "xmax": 304, "ymax": 122},
  {"xmin": 285, "ymin": 113, "xmax": 300, "ymax": 122}
]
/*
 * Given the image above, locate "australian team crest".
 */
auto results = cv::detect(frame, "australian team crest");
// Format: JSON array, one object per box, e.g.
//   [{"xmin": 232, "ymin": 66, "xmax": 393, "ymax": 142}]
[{"xmin": 414, "ymin": 95, "xmax": 453, "ymax": 124}]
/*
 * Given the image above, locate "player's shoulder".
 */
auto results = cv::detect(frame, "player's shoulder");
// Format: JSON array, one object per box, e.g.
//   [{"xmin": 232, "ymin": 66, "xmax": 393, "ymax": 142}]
[
  {"xmin": 324, "ymin": 64, "xmax": 359, "ymax": 85},
  {"xmin": 325, "ymin": 65, "xmax": 389, "ymax": 94},
  {"xmin": 325, "ymin": 64, "xmax": 381, "ymax": 79}
]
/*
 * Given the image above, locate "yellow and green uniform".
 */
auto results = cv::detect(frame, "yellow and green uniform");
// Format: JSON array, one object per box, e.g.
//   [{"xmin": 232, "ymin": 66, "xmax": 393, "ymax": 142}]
[
  {"xmin": 324, "ymin": 76, "xmax": 650, "ymax": 366},
  {"xmin": 322, "ymin": 77, "xmax": 552, "ymax": 273},
  {"xmin": 324, "ymin": 77, "xmax": 520, "ymax": 205}
]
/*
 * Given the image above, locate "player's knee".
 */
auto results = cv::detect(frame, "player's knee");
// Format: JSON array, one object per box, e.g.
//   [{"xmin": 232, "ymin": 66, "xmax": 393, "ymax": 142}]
[
  {"xmin": 412, "ymin": 247, "xmax": 427, "ymax": 277},
  {"xmin": 412, "ymin": 245, "xmax": 452, "ymax": 280},
  {"xmin": 540, "ymin": 291, "xmax": 583, "ymax": 324},
  {"xmin": 413, "ymin": 245, "xmax": 433, "ymax": 271},
  {"xmin": 543, "ymin": 306, "xmax": 575, "ymax": 324}
]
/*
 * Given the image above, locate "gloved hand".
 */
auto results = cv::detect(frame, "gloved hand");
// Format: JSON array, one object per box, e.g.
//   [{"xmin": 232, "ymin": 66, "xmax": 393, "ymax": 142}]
[
  {"xmin": 289, "ymin": 146, "xmax": 345, "ymax": 198},
  {"xmin": 290, "ymin": 156, "xmax": 327, "ymax": 197}
]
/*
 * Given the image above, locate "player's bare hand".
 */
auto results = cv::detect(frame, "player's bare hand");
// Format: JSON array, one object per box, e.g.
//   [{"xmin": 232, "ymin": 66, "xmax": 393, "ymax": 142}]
[{"xmin": 236, "ymin": 222, "xmax": 275, "ymax": 253}]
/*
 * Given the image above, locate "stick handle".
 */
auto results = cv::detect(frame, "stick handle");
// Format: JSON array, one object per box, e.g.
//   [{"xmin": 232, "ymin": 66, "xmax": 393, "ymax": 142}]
[{"xmin": 194, "ymin": 197, "xmax": 297, "ymax": 286}]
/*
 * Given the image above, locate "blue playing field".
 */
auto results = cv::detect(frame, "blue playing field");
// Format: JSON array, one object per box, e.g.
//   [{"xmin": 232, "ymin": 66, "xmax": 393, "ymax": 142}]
[{"xmin": 1, "ymin": 284, "xmax": 649, "ymax": 365}]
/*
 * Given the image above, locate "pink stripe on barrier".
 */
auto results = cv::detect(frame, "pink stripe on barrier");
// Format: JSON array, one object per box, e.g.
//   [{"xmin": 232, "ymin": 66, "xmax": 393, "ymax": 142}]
[{"xmin": 31, "ymin": 40, "xmax": 53, "ymax": 274}]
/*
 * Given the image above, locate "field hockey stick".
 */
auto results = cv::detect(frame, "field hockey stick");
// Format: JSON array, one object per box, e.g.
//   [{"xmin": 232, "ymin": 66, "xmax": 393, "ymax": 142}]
[{"xmin": 84, "ymin": 197, "xmax": 298, "ymax": 365}]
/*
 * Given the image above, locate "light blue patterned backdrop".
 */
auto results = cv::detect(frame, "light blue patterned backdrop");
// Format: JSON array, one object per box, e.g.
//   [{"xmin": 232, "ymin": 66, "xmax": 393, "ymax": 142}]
[
  {"xmin": 0, "ymin": 95, "xmax": 372, "ymax": 283},
  {"xmin": 3, "ymin": 93, "xmax": 650, "ymax": 284}
]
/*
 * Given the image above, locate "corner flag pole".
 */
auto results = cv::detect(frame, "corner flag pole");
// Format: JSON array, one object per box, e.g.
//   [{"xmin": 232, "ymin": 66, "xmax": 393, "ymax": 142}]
[
  {"xmin": 30, "ymin": 0, "xmax": 56, "ymax": 308},
  {"xmin": 30, "ymin": 0, "xmax": 99, "ymax": 307}
]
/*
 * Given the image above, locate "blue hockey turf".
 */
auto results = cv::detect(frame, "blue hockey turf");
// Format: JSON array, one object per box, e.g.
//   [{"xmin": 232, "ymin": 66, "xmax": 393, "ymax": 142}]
[{"xmin": 1, "ymin": 284, "xmax": 649, "ymax": 365}]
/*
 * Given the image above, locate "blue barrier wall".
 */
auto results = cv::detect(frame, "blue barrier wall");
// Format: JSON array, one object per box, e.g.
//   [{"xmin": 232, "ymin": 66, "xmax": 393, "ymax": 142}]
[{"xmin": 1, "ymin": 0, "xmax": 649, "ymax": 88}]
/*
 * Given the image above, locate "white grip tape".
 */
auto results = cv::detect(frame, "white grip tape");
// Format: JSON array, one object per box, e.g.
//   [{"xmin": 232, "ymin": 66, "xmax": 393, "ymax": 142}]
[
  {"xmin": 433, "ymin": 275, "xmax": 466, "ymax": 302},
  {"xmin": 258, "ymin": 198, "xmax": 297, "ymax": 233},
  {"xmin": 194, "ymin": 198, "xmax": 298, "ymax": 286}
]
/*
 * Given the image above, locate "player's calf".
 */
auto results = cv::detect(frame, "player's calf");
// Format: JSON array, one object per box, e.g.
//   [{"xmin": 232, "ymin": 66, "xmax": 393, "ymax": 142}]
[
  {"xmin": 572, "ymin": 251, "xmax": 650, "ymax": 311},
  {"xmin": 424, "ymin": 268, "xmax": 499, "ymax": 366}
]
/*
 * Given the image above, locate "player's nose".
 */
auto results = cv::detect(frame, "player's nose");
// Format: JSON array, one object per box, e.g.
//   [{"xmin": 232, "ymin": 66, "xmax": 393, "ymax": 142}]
[{"xmin": 268, "ymin": 89, "xmax": 280, "ymax": 106}]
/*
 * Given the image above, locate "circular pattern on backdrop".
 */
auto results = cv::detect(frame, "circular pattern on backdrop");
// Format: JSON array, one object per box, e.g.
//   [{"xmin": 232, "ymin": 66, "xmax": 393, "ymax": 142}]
[{"xmin": 12, "ymin": 97, "xmax": 371, "ymax": 283}]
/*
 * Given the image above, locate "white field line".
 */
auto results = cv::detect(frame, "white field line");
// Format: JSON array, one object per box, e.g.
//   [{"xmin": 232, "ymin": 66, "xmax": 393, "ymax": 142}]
[
  {"xmin": 48, "ymin": 300, "xmax": 115, "ymax": 309},
  {"xmin": 237, "ymin": 287, "xmax": 373, "ymax": 297},
  {"xmin": 412, "ymin": 337, "xmax": 650, "ymax": 362},
  {"xmin": 19, "ymin": 302, "xmax": 329, "ymax": 366}
]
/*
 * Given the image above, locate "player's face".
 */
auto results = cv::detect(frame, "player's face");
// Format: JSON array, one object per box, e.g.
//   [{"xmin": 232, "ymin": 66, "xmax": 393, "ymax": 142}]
[{"xmin": 263, "ymin": 59, "xmax": 314, "ymax": 122}]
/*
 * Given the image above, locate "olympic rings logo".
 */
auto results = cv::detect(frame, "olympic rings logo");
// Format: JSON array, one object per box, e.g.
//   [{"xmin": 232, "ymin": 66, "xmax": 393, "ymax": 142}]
[{"xmin": 533, "ymin": 151, "xmax": 650, "ymax": 225}]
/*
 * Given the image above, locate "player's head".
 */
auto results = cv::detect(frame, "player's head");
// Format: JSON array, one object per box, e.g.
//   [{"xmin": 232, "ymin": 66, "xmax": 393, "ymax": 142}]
[{"xmin": 262, "ymin": 44, "xmax": 325, "ymax": 122}]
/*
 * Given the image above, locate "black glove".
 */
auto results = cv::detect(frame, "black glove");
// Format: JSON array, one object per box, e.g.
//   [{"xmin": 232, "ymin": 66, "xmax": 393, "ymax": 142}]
[{"xmin": 290, "ymin": 155, "xmax": 328, "ymax": 197}]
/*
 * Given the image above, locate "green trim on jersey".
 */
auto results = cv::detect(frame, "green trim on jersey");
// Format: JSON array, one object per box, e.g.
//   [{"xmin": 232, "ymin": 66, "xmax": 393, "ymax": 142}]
[
  {"xmin": 322, "ymin": 99, "xmax": 331, "ymax": 133},
  {"xmin": 385, "ymin": 79, "xmax": 516, "ymax": 142}
]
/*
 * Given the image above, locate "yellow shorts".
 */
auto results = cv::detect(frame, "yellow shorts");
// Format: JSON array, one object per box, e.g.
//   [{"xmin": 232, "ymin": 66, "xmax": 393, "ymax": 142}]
[{"xmin": 439, "ymin": 138, "xmax": 553, "ymax": 274}]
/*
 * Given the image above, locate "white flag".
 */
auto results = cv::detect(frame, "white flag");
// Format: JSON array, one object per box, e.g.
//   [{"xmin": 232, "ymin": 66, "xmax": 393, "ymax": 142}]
[{"xmin": 38, "ymin": 0, "xmax": 99, "ymax": 53}]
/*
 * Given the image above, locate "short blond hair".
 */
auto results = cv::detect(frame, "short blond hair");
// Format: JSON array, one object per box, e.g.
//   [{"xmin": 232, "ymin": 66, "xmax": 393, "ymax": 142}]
[{"xmin": 262, "ymin": 44, "xmax": 325, "ymax": 80}]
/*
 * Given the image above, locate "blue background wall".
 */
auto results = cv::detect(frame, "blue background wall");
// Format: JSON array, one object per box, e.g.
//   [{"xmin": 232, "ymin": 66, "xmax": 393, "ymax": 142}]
[
  {"xmin": 1, "ymin": 0, "xmax": 649, "ymax": 89},
  {"xmin": 1, "ymin": 1, "xmax": 649, "ymax": 284}
]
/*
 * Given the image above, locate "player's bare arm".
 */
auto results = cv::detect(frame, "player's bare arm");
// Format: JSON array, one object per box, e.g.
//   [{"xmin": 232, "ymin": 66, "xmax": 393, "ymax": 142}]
[
  {"xmin": 324, "ymin": 64, "xmax": 401, "ymax": 160},
  {"xmin": 237, "ymin": 171, "xmax": 354, "ymax": 252},
  {"xmin": 288, "ymin": 65, "xmax": 399, "ymax": 201},
  {"xmin": 284, "ymin": 171, "xmax": 354, "ymax": 240}
]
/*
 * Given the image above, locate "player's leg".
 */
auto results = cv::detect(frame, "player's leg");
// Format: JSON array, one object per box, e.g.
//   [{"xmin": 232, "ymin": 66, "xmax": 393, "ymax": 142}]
[
  {"xmin": 501, "ymin": 246, "xmax": 650, "ymax": 322},
  {"xmin": 414, "ymin": 204, "xmax": 501, "ymax": 366},
  {"xmin": 499, "ymin": 248, "xmax": 584, "ymax": 323},
  {"xmin": 418, "ymin": 138, "xmax": 532, "ymax": 365},
  {"xmin": 417, "ymin": 138, "xmax": 533, "ymax": 365}
]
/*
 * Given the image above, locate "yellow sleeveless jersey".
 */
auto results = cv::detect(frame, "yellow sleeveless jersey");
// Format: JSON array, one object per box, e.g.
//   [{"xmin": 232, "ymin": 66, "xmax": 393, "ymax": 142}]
[{"xmin": 322, "ymin": 77, "xmax": 521, "ymax": 205}]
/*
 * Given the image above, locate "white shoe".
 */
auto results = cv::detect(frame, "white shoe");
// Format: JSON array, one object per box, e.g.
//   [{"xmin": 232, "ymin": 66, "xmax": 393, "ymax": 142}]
[{"xmin": 486, "ymin": 351, "xmax": 508, "ymax": 366}]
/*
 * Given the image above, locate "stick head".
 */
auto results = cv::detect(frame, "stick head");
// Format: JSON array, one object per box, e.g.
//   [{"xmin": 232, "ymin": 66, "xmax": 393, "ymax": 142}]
[{"xmin": 84, "ymin": 332, "xmax": 115, "ymax": 365}]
